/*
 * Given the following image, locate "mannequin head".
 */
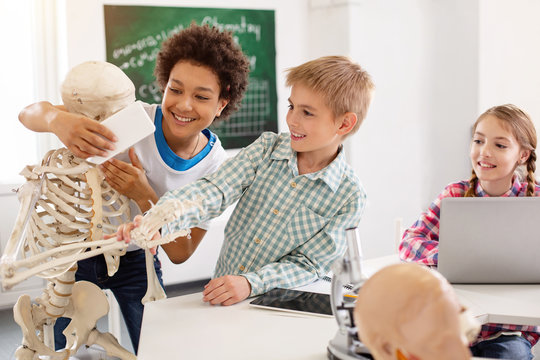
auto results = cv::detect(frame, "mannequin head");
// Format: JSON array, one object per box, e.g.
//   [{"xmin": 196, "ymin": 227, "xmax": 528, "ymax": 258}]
[
  {"xmin": 353, "ymin": 263, "xmax": 479, "ymax": 360},
  {"xmin": 61, "ymin": 61, "xmax": 135, "ymax": 121}
]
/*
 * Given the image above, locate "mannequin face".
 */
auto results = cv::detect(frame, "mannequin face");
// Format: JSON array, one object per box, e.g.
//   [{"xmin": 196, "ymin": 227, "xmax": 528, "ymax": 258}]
[{"xmin": 354, "ymin": 263, "xmax": 478, "ymax": 360}]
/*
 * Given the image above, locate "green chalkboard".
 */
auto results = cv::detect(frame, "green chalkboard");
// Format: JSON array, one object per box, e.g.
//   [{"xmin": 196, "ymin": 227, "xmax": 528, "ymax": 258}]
[{"xmin": 104, "ymin": 5, "xmax": 277, "ymax": 149}]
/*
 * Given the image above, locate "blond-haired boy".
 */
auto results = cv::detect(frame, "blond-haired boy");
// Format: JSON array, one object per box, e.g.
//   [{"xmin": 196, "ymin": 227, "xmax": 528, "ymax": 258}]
[{"xmin": 117, "ymin": 55, "xmax": 375, "ymax": 305}]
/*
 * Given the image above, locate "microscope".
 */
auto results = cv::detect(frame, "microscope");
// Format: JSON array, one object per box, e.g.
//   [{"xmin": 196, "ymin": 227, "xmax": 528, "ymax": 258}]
[{"xmin": 327, "ymin": 227, "xmax": 372, "ymax": 360}]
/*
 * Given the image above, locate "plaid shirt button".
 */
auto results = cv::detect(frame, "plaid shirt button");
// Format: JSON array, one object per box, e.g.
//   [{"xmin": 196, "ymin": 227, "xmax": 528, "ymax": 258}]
[
  {"xmin": 290, "ymin": 182, "xmax": 297, "ymax": 188},
  {"xmin": 239, "ymin": 265, "xmax": 245, "ymax": 272},
  {"xmin": 255, "ymin": 238, "xmax": 262, "ymax": 244},
  {"xmin": 272, "ymin": 209, "xmax": 279, "ymax": 215}
]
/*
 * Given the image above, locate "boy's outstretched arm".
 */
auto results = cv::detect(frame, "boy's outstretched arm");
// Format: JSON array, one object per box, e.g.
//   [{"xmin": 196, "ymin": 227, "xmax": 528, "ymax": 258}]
[
  {"xmin": 18, "ymin": 101, "xmax": 117, "ymax": 158},
  {"xmin": 108, "ymin": 215, "xmax": 159, "ymax": 255},
  {"xmin": 100, "ymin": 147, "xmax": 206, "ymax": 264}
]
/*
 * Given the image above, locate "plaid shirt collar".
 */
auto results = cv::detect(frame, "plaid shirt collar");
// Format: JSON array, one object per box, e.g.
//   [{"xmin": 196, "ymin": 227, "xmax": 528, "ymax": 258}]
[
  {"xmin": 271, "ymin": 138, "xmax": 345, "ymax": 193},
  {"xmin": 474, "ymin": 176, "xmax": 523, "ymax": 197}
]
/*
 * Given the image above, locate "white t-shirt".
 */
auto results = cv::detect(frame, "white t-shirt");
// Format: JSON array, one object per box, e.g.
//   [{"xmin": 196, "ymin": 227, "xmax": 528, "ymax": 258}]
[{"xmin": 115, "ymin": 103, "xmax": 228, "ymax": 249}]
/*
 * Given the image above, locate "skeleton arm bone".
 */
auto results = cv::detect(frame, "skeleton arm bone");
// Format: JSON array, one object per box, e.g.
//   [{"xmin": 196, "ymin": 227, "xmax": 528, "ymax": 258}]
[
  {"xmin": 32, "ymin": 162, "xmax": 91, "ymax": 176},
  {"xmin": 1, "ymin": 239, "xmax": 127, "ymax": 289},
  {"xmin": 3, "ymin": 198, "xmax": 203, "ymax": 287},
  {"xmin": 1, "ymin": 181, "xmax": 41, "ymax": 263},
  {"xmin": 1, "ymin": 154, "xmax": 51, "ymax": 270}
]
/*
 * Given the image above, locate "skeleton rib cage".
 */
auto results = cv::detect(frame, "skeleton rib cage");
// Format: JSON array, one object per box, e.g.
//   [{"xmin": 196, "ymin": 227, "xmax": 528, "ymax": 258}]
[
  {"xmin": 0, "ymin": 144, "xmax": 201, "ymax": 359},
  {"xmin": 2, "ymin": 147, "xmax": 131, "ymax": 287}
]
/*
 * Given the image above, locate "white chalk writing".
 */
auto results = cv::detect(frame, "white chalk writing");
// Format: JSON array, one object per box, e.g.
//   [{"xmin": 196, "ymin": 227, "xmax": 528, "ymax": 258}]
[
  {"xmin": 110, "ymin": 15, "xmax": 263, "ymax": 71},
  {"xmin": 201, "ymin": 16, "xmax": 262, "ymax": 41}
]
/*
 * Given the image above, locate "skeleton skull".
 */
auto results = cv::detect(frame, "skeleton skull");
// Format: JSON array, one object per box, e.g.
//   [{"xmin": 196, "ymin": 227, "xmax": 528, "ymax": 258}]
[
  {"xmin": 353, "ymin": 263, "xmax": 480, "ymax": 360},
  {"xmin": 61, "ymin": 61, "xmax": 135, "ymax": 121}
]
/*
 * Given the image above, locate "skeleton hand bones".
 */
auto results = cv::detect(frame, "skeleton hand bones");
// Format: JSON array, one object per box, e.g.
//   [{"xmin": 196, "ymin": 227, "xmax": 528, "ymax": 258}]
[{"xmin": 110, "ymin": 198, "xmax": 204, "ymax": 254}]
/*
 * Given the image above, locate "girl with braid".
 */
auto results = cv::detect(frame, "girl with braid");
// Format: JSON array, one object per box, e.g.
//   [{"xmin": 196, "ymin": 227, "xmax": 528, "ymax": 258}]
[{"xmin": 399, "ymin": 104, "xmax": 539, "ymax": 359}]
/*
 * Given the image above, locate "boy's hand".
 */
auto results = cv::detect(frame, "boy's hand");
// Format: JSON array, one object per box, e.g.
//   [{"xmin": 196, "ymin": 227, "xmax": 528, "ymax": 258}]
[
  {"xmin": 100, "ymin": 148, "xmax": 158, "ymax": 213},
  {"xmin": 105, "ymin": 215, "xmax": 159, "ymax": 255},
  {"xmin": 202, "ymin": 275, "xmax": 251, "ymax": 306},
  {"xmin": 50, "ymin": 110, "xmax": 117, "ymax": 158}
]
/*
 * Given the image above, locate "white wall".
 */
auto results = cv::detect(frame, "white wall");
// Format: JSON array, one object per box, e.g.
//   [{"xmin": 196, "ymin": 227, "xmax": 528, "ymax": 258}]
[
  {"xmin": 478, "ymin": 0, "xmax": 540, "ymax": 127},
  {"xmin": 56, "ymin": 0, "xmax": 310, "ymax": 133},
  {"xmin": 306, "ymin": 0, "xmax": 478, "ymax": 257},
  {"xmin": 0, "ymin": 0, "xmax": 310, "ymax": 293},
  {"xmin": 303, "ymin": 0, "xmax": 540, "ymax": 259},
  {"xmin": 57, "ymin": 0, "xmax": 310, "ymax": 284},
  {"xmin": 353, "ymin": 0, "xmax": 479, "ymax": 257},
  {"xmin": 3, "ymin": 0, "xmax": 540, "ymax": 288}
]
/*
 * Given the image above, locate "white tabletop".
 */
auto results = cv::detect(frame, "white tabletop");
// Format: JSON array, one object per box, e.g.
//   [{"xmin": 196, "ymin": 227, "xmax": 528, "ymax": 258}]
[
  {"xmin": 454, "ymin": 284, "xmax": 540, "ymax": 326},
  {"xmin": 136, "ymin": 255, "xmax": 540, "ymax": 360},
  {"xmin": 137, "ymin": 292, "xmax": 337, "ymax": 360}
]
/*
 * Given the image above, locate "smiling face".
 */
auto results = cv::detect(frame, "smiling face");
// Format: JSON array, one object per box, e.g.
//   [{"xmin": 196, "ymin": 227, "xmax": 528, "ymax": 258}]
[
  {"xmin": 470, "ymin": 114, "xmax": 530, "ymax": 196},
  {"xmin": 161, "ymin": 61, "xmax": 228, "ymax": 147},
  {"xmin": 286, "ymin": 83, "xmax": 352, "ymax": 170}
]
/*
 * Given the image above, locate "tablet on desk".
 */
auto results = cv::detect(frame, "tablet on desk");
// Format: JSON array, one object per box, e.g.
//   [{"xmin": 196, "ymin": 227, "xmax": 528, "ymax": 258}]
[
  {"xmin": 249, "ymin": 288, "xmax": 333, "ymax": 318},
  {"xmin": 86, "ymin": 101, "xmax": 155, "ymax": 165}
]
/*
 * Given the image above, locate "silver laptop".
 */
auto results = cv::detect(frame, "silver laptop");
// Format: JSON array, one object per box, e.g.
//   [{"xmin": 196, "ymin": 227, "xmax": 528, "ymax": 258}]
[{"xmin": 438, "ymin": 197, "xmax": 540, "ymax": 284}]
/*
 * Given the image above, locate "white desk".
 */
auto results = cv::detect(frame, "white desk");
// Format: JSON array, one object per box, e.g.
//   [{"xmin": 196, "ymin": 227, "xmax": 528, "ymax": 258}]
[
  {"xmin": 454, "ymin": 284, "xmax": 540, "ymax": 326},
  {"xmin": 138, "ymin": 292, "xmax": 337, "ymax": 360},
  {"xmin": 137, "ymin": 255, "xmax": 540, "ymax": 360}
]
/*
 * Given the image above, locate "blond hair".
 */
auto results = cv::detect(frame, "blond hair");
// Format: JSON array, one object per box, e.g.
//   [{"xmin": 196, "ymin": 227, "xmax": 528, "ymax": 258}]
[
  {"xmin": 285, "ymin": 56, "xmax": 374, "ymax": 137},
  {"xmin": 465, "ymin": 104, "xmax": 537, "ymax": 197}
]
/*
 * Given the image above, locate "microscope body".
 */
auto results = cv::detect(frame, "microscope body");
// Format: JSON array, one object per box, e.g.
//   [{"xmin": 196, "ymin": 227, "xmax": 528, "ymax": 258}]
[{"xmin": 327, "ymin": 227, "xmax": 372, "ymax": 360}]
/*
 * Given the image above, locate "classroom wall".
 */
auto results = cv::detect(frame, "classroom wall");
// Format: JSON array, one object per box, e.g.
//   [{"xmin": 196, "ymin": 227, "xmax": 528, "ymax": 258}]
[
  {"xmin": 305, "ymin": 0, "xmax": 478, "ymax": 257},
  {"xmin": 3, "ymin": 0, "xmax": 540, "ymax": 287},
  {"xmin": 58, "ymin": 0, "xmax": 309, "ymax": 134},
  {"xmin": 58, "ymin": 0, "xmax": 310, "ymax": 285},
  {"xmin": 353, "ymin": 0, "xmax": 479, "ymax": 257},
  {"xmin": 478, "ymin": 0, "xmax": 540, "ymax": 125},
  {"xmin": 304, "ymin": 0, "xmax": 540, "ymax": 258}
]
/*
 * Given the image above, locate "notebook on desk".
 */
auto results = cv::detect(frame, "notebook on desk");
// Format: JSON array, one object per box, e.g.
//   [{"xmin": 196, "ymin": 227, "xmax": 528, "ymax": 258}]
[{"xmin": 438, "ymin": 197, "xmax": 540, "ymax": 284}]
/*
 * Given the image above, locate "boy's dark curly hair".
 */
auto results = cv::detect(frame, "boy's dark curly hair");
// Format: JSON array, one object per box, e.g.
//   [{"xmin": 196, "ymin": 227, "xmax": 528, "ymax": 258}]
[{"xmin": 154, "ymin": 23, "xmax": 250, "ymax": 120}]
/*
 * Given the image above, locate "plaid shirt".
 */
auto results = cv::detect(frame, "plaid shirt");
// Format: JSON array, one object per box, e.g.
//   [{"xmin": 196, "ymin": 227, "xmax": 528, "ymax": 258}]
[
  {"xmin": 399, "ymin": 177, "xmax": 540, "ymax": 346},
  {"xmin": 159, "ymin": 132, "xmax": 366, "ymax": 296}
]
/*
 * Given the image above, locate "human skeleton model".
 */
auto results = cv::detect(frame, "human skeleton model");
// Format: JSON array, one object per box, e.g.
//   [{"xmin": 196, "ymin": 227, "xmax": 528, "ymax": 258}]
[
  {"xmin": 353, "ymin": 263, "xmax": 480, "ymax": 360},
  {"xmin": 0, "ymin": 61, "xmax": 201, "ymax": 359}
]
